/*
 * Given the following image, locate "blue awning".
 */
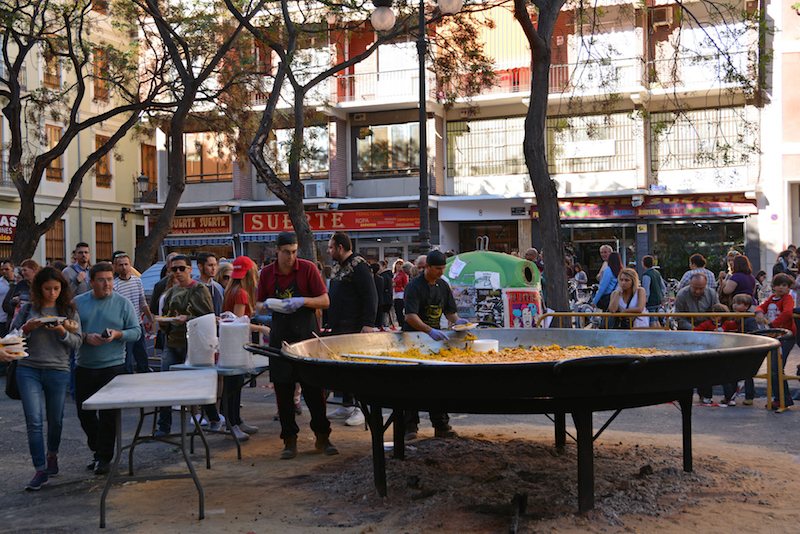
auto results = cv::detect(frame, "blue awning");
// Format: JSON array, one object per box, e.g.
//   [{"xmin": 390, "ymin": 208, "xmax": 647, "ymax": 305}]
[
  {"xmin": 163, "ymin": 236, "xmax": 233, "ymax": 247},
  {"xmin": 240, "ymin": 233, "xmax": 333, "ymax": 243}
]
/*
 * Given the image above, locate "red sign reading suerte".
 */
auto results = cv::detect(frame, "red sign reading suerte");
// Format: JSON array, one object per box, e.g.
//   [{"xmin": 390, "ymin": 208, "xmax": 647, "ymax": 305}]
[
  {"xmin": 149, "ymin": 215, "xmax": 231, "ymax": 235},
  {"xmin": 244, "ymin": 209, "xmax": 420, "ymax": 233}
]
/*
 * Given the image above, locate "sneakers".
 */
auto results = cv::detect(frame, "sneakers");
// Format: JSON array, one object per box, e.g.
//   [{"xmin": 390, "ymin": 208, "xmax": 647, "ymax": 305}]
[
  {"xmin": 94, "ymin": 460, "xmax": 111, "ymax": 476},
  {"xmin": 700, "ymin": 397, "xmax": 713, "ymax": 404},
  {"xmin": 189, "ymin": 414, "xmax": 209, "ymax": 427},
  {"xmin": 280, "ymin": 436, "xmax": 298, "ymax": 460},
  {"xmin": 225, "ymin": 425, "xmax": 249, "ymax": 441},
  {"xmin": 294, "ymin": 403, "xmax": 303, "ymax": 415},
  {"xmin": 404, "ymin": 426, "xmax": 419, "ymax": 441},
  {"xmin": 314, "ymin": 433, "xmax": 339, "ymax": 456},
  {"xmin": 434, "ymin": 425, "xmax": 458, "ymax": 439},
  {"xmin": 25, "ymin": 471, "xmax": 48, "ymax": 491},
  {"xmin": 327, "ymin": 405, "xmax": 355, "ymax": 419},
  {"xmin": 86, "ymin": 461, "xmax": 97, "ymax": 471},
  {"xmin": 238, "ymin": 422, "xmax": 259, "ymax": 434},
  {"xmin": 153, "ymin": 429, "xmax": 169, "ymax": 437},
  {"xmin": 207, "ymin": 416, "xmax": 225, "ymax": 432},
  {"xmin": 273, "ymin": 412, "xmax": 280, "ymax": 421},
  {"xmin": 344, "ymin": 409, "xmax": 365, "ymax": 426},
  {"xmin": 725, "ymin": 399, "xmax": 736, "ymax": 406},
  {"xmin": 743, "ymin": 399, "xmax": 754, "ymax": 405},
  {"xmin": 45, "ymin": 456, "xmax": 59, "ymax": 477}
]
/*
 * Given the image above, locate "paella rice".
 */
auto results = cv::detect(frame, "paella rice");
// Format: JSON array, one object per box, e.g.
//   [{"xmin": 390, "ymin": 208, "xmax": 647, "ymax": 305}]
[{"xmin": 351, "ymin": 344, "xmax": 672, "ymax": 364}]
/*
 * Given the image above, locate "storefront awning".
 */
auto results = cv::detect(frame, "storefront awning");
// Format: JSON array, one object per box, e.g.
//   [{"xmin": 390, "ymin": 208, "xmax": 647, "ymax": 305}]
[{"xmin": 163, "ymin": 236, "xmax": 234, "ymax": 247}]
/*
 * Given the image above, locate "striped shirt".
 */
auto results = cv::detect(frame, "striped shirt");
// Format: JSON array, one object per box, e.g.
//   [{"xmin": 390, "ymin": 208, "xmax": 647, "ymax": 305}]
[{"xmin": 113, "ymin": 275, "xmax": 147, "ymax": 323}]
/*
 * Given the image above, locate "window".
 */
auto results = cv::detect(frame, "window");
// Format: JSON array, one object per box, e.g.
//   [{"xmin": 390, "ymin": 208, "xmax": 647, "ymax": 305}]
[
  {"xmin": 651, "ymin": 107, "xmax": 753, "ymax": 171},
  {"xmin": 46, "ymin": 125, "xmax": 63, "ymax": 182},
  {"xmin": 354, "ymin": 122, "xmax": 419, "ymax": 179},
  {"xmin": 93, "ymin": 48, "xmax": 109, "ymax": 102},
  {"xmin": 95, "ymin": 135, "xmax": 112, "ymax": 188},
  {"xmin": 266, "ymin": 126, "xmax": 328, "ymax": 178},
  {"xmin": 45, "ymin": 219, "xmax": 66, "ymax": 265},
  {"xmin": 95, "ymin": 222, "xmax": 113, "ymax": 262},
  {"xmin": 141, "ymin": 144, "xmax": 157, "ymax": 198},
  {"xmin": 184, "ymin": 132, "xmax": 233, "ymax": 183},
  {"xmin": 446, "ymin": 117, "xmax": 525, "ymax": 177},
  {"xmin": 43, "ymin": 56, "xmax": 60, "ymax": 89},
  {"xmin": 547, "ymin": 112, "xmax": 636, "ymax": 174}
]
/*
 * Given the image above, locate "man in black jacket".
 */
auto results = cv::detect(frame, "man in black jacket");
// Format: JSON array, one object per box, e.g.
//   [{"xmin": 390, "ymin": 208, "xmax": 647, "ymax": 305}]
[{"xmin": 325, "ymin": 232, "xmax": 377, "ymax": 426}]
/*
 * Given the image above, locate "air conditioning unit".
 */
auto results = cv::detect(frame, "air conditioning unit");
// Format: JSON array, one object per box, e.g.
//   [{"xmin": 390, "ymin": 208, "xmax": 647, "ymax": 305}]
[
  {"xmin": 652, "ymin": 7, "xmax": 672, "ymax": 27},
  {"xmin": 304, "ymin": 182, "xmax": 326, "ymax": 198}
]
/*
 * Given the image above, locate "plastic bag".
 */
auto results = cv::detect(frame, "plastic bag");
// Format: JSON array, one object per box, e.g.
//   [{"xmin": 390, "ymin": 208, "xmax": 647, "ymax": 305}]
[
  {"xmin": 218, "ymin": 313, "xmax": 253, "ymax": 370},
  {"xmin": 186, "ymin": 313, "xmax": 217, "ymax": 366}
]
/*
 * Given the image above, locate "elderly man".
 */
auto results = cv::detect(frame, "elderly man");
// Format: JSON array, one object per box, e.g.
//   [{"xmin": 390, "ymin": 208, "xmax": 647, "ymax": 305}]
[
  {"xmin": 75, "ymin": 263, "xmax": 141, "ymax": 475},
  {"xmin": 676, "ymin": 253, "xmax": 719, "ymax": 293},
  {"xmin": 525, "ymin": 248, "xmax": 545, "ymax": 273},
  {"xmin": 596, "ymin": 245, "xmax": 612, "ymax": 282},
  {"xmin": 674, "ymin": 272, "xmax": 719, "ymax": 331}
]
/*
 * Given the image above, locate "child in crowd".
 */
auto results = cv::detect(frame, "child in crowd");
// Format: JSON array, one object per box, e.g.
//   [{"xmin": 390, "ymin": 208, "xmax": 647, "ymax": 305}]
[
  {"xmin": 723, "ymin": 294, "xmax": 762, "ymax": 405},
  {"xmin": 755, "ymin": 273, "xmax": 797, "ymax": 409},
  {"xmin": 694, "ymin": 304, "xmax": 738, "ymax": 405}
]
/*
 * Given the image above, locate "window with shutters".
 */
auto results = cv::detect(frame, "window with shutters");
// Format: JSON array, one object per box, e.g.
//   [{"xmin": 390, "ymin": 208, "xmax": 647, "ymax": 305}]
[
  {"xmin": 46, "ymin": 125, "xmax": 63, "ymax": 182},
  {"xmin": 95, "ymin": 222, "xmax": 113, "ymax": 262},
  {"xmin": 46, "ymin": 219, "xmax": 66, "ymax": 265},
  {"xmin": 93, "ymin": 48, "xmax": 109, "ymax": 102},
  {"xmin": 95, "ymin": 135, "xmax": 112, "ymax": 188}
]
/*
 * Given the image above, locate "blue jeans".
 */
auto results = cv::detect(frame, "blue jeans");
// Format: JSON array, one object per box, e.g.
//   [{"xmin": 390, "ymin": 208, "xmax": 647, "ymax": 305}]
[
  {"xmin": 17, "ymin": 366, "xmax": 70, "ymax": 471},
  {"xmin": 125, "ymin": 325, "xmax": 150, "ymax": 374},
  {"xmin": 157, "ymin": 346, "xmax": 219, "ymax": 433}
]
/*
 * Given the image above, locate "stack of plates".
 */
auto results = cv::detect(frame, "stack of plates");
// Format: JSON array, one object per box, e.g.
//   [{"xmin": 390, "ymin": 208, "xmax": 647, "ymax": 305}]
[
  {"xmin": 0, "ymin": 335, "xmax": 27, "ymax": 359},
  {"xmin": 266, "ymin": 298, "xmax": 291, "ymax": 313}
]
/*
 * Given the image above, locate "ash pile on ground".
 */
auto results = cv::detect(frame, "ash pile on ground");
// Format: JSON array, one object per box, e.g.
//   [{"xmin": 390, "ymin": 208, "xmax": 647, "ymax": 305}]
[{"xmin": 304, "ymin": 435, "xmax": 765, "ymax": 530}]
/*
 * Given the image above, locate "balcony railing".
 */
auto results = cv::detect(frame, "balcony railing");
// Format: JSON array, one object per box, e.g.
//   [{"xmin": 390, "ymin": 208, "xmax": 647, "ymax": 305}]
[
  {"xmin": 133, "ymin": 180, "xmax": 158, "ymax": 204},
  {"xmin": 646, "ymin": 50, "xmax": 755, "ymax": 91},
  {"xmin": 334, "ymin": 68, "xmax": 438, "ymax": 104}
]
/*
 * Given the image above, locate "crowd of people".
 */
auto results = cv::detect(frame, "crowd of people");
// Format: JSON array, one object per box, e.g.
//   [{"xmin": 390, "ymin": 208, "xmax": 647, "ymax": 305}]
[{"xmin": 2, "ymin": 232, "xmax": 470, "ymax": 491}]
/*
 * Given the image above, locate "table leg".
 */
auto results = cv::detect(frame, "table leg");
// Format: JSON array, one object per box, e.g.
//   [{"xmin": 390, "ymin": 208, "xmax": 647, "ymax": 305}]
[
  {"xmin": 679, "ymin": 391, "xmax": 693, "ymax": 472},
  {"xmin": 554, "ymin": 411, "xmax": 566, "ymax": 455},
  {"xmin": 392, "ymin": 409, "xmax": 405, "ymax": 461},
  {"xmin": 366, "ymin": 404, "xmax": 387, "ymax": 497},
  {"xmin": 572, "ymin": 410, "xmax": 594, "ymax": 514},
  {"xmin": 129, "ymin": 407, "xmax": 147, "ymax": 476},
  {"xmin": 99, "ymin": 409, "xmax": 124, "ymax": 528},
  {"xmin": 180, "ymin": 406, "xmax": 205, "ymax": 520},
  {"xmin": 221, "ymin": 380, "xmax": 242, "ymax": 460}
]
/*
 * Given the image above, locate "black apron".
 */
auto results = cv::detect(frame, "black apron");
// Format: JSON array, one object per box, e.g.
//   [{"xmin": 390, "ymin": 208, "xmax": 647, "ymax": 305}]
[{"xmin": 268, "ymin": 276, "xmax": 318, "ymax": 383}]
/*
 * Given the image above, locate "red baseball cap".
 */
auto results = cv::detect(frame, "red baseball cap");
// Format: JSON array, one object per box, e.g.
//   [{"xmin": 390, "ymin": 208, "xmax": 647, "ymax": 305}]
[{"xmin": 231, "ymin": 256, "xmax": 254, "ymax": 279}]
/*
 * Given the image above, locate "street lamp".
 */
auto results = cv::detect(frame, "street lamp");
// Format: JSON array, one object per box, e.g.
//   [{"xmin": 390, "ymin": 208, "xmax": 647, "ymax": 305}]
[
  {"xmin": 371, "ymin": 0, "xmax": 463, "ymax": 254},
  {"xmin": 136, "ymin": 171, "xmax": 150, "ymax": 202}
]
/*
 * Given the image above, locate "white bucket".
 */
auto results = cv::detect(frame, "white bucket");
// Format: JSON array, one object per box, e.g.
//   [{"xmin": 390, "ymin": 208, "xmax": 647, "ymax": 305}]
[
  {"xmin": 471, "ymin": 339, "xmax": 499, "ymax": 353},
  {"xmin": 218, "ymin": 321, "xmax": 252, "ymax": 368},
  {"xmin": 186, "ymin": 314, "xmax": 217, "ymax": 366}
]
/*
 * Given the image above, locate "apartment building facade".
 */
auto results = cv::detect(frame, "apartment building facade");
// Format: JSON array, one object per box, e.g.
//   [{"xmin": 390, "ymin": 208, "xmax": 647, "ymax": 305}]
[
  {"xmin": 141, "ymin": 0, "xmax": 788, "ymax": 281},
  {"xmin": 0, "ymin": 2, "xmax": 146, "ymax": 267}
]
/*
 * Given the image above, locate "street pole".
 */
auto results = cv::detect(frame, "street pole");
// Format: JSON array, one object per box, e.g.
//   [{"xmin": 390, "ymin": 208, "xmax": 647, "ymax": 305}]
[{"xmin": 417, "ymin": 0, "xmax": 430, "ymax": 255}]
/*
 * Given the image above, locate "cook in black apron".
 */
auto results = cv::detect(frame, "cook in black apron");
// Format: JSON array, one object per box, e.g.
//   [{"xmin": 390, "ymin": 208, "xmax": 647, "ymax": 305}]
[{"xmin": 268, "ymin": 276, "xmax": 332, "ymax": 448}]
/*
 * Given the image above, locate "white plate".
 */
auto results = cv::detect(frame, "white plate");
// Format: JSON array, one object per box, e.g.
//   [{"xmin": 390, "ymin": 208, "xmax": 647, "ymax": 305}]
[
  {"xmin": 266, "ymin": 298, "xmax": 290, "ymax": 313},
  {"xmin": 3, "ymin": 343, "xmax": 25, "ymax": 352},
  {"xmin": 0, "ymin": 336, "xmax": 24, "ymax": 345},
  {"xmin": 39, "ymin": 316, "xmax": 67, "ymax": 324},
  {"xmin": 155, "ymin": 316, "xmax": 178, "ymax": 323},
  {"xmin": 452, "ymin": 323, "xmax": 477, "ymax": 331},
  {"xmin": 9, "ymin": 351, "xmax": 28, "ymax": 359}
]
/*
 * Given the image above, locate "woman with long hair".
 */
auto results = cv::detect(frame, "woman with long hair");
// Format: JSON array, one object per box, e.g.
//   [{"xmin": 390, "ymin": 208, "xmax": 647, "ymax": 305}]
[
  {"xmin": 220, "ymin": 256, "xmax": 269, "ymax": 441},
  {"xmin": 722, "ymin": 255, "xmax": 757, "ymax": 303},
  {"xmin": 593, "ymin": 252, "xmax": 622, "ymax": 310},
  {"xmin": 573, "ymin": 263, "xmax": 587, "ymax": 288},
  {"xmin": 215, "ymin": 262, "xmax": 233, "ymax": 290},
  {"xmin": 773, "ymin": 249, "xmax": 796, "ymax": 278},
  {"xmin": 11, "ymin": 267, "xmax": 82, "ymax": 490},
  {"xmin": 608, "ymin": 268, "xmax": 649, "ymax": 328}
]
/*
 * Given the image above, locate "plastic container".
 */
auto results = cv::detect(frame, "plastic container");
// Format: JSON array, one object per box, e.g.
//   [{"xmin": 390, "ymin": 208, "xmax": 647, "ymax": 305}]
[
  {"xmin": 471, "ymin": 339, "xmax": 499, "ymax": 353},
  {"xmin": 186, "ymin": 313, "xmax": 217, "ymax": 366}
]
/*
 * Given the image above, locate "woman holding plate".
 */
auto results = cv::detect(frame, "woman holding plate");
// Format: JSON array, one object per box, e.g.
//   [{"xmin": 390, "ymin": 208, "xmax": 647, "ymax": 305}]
[{"xmin": 11, "ymin": 267, "xmax": 82, "ymax": 491}]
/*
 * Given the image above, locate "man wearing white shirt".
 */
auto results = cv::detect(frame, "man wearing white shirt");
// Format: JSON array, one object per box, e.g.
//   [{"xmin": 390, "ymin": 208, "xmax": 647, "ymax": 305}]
[{"xmin": 113, "ymin": 253, "xmax": 154, "ymax": 374}]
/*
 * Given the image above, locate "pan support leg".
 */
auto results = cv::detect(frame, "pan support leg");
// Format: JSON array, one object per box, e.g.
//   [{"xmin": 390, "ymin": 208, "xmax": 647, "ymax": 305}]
[
  {"xmin": 392, "ymin": 409, "xmax": 405, "ymax": 460},
  {"xmin": 365, "ymin": 403, "xmax": 387, "ymax": 497},
  {"xmin": 571, "ymin": 410, "xmax": 594, "ymax": 514},
  {"xmin": 554, "ymin": 411, "xmax": 566, "ymax": 454},
  {"xmin": 678, "ymin": 390, "xmax": 693, "ymax": 472}
]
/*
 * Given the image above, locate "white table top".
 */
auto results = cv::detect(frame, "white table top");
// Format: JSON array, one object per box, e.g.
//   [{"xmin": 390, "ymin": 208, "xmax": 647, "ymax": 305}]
[
  {"xmin": 171, "ymin": 355, "xmax": 270, "ymax": 376},
  {"xmin": 82, "ymin": 370, "xmax": 217, "ymax": 410}
]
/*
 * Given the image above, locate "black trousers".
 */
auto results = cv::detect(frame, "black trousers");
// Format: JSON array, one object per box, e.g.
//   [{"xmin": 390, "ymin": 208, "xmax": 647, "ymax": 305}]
[
  {"xmin": 405, "ymin": 409, "xmax": 450, "ymax": 431},
  {"xmin": 75, "ymin": 364, "xmax": 125, "ymax": 463},
  {"xmin": 274, "ymin": 381, "xmax": 330, "ymax": 440}
]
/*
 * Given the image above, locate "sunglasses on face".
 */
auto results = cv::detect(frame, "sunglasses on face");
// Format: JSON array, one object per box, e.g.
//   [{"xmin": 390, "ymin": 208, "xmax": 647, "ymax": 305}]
[
  {"xmin": 171, "ymin": 265, "xmax": 188, "ymax": 272},
  {"xmin": 223, "ymin": 275, "xmax": 230, "ymax": 280}
]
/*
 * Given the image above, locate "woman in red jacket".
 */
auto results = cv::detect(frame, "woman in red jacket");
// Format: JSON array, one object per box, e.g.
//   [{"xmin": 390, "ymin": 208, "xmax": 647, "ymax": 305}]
[
  {"xmin": 392, "ymin": 260, "xmax": 409, "ymax": 329},
  {"xmin": 755, "ymin": 273, "xmax": 796, "ymax": 409}
]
